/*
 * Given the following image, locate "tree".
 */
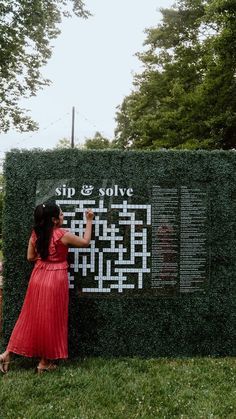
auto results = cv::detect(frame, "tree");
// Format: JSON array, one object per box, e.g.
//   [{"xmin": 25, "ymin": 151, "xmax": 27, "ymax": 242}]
[
  {"xmin": 55, "ymin": 132, "xmax": 113, "ymax": 150},
  {"xmin": 55, "ymin": 137, "xmax": 87, "ymax": 148},
  {"xmin": 55, "ymin": 138, "xmax": 73, "ymax": 149},
  {"xmin": 0, "ymin": 1, "xmax": 90, "ymax": 133},
  {"xmin": 84, "ymin": 132, "xmax": 113, "ymax": 149},
  {"xmin": 115, "ymin": 0, "xmax": 236, "ymax": 150},
  {"xmin": 0, "ymin": 174, "xmax": 4, "ymax": 240}
]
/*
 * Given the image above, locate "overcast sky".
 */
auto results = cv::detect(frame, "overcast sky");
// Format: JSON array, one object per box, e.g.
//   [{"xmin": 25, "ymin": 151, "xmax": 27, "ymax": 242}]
[{"xmin": 0, "ymin": 0, "xmax": 173, "ymax": 157}]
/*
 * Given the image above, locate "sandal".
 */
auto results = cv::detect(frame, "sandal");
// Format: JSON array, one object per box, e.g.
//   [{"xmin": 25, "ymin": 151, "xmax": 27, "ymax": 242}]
[
  {"xmin": 0, "ymin": 355, "xmax": 10, "ymax": 374},
  {"xmin": 36, "ymin": 363, "xmax": 57, "ymax": 374}
]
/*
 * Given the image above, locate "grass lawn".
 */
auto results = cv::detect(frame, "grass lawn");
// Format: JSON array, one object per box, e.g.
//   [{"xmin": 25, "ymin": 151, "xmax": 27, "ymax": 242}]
[{"xmin": 0, "ymin": 357, "xmax": 235, "ymax": 418}]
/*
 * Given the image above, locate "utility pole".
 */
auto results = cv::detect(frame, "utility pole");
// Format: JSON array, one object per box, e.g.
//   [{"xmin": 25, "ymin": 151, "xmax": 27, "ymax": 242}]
[{"xmin": 71, "ymin": 106, "xmax": 75, "ymax": 148}]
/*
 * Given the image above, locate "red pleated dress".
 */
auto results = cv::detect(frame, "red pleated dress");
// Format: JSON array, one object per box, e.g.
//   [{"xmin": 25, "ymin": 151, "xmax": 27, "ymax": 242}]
[{"xmin": 7, "ymin": 228, "xmax": 69, "ymax": 359}]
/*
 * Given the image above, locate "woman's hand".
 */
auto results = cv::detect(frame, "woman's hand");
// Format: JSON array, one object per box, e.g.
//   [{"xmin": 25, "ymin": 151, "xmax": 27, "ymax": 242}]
[{"xmin": 85, "ymin": 208, "xmax": 94, "ymax": 221}]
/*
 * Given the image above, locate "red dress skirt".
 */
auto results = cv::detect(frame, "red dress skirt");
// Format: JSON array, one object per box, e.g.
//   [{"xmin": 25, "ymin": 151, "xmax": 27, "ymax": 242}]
[{"xmin": 7, "ymin": 228, "xmax": 69, "ymax": 359}]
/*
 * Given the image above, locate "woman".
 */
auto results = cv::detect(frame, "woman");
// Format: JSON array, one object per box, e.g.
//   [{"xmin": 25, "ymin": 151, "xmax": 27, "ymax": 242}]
[{"xmin": 0, "ymin": 202, "xmax": 94, "ymax": 373}]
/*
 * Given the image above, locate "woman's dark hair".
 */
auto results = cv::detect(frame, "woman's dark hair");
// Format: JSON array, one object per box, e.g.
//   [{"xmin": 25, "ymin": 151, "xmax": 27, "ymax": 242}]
[{"xmin": 34, "ymin": 203, "xmax": 60, "ymax": 260}]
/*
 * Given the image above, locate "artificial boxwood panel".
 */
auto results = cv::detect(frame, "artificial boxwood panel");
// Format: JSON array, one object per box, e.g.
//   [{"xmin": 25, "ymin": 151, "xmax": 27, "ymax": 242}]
[{"xmin": 1, "ymin": 149, "xmax": 236, "ymax": 357}]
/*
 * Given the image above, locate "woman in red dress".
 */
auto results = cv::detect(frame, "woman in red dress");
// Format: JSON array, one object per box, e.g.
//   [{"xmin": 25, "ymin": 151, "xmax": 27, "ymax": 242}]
[{"xmin": 0, "ymin": 202, "xmax": 94, "ymax": 373}]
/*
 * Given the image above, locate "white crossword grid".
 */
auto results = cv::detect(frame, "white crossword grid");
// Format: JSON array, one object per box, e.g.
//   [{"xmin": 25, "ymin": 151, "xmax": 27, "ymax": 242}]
[{"xmin": 56, "ymin": 199, "xmax": 151, "ymax": 293}]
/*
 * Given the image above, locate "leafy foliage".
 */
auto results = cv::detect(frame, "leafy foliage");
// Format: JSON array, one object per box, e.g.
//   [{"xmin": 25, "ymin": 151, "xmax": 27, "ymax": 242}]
[
  {"xmin": 55, "ymin": 138, "xmax": 74, "ymax": 149},
  {"xmin": 55, "ymin": 132, "xmax": 113, "ymax": 149},
  {"xmin": 115, "ymin": 0, "xmax": 236, "ymax": 150},
  {"xmin": 0, "ymin": 174, "xmax": 3, "ymax": 238},
  {"xmin": 84, "ymin": 131, "xmax": 113, "ymax": 150},
  {"xmin": 0, "ymin": 0, "xmax": 90, "ymax": 132}
]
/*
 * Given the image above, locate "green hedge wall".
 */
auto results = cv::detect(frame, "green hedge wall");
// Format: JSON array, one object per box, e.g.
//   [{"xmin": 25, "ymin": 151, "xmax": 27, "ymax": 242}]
[{"xmin": 1, "ymin": 149, "xmax": 236, "ymax": 357}]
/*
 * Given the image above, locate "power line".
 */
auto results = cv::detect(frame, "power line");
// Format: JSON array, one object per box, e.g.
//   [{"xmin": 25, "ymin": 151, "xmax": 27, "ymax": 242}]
[
  {"xmin": 0, "ymin": 112, "xmax": 71, "ymax": 152},
  {"xmin": 14, "ymin": 112, "xmax": 71, "ymax": 147},
  {"xmin": 0, "ymin": 109, "xmax": 113, "ymax": 154},
  {"xmin": 75, "ymin": 110, "xmax": 112, "ymax": 139}
]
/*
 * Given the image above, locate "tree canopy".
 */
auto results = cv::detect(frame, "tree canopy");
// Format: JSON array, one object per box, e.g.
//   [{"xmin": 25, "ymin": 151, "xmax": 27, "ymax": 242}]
[
  {"xmin": 115, "ymin": 0, "xmax": 236, "ymax": 150},
  {"xmin": 55, "ymin": 132, "xmax": 113, "ymax": 150},
  {"xmin": 55, "ymin": 137, "xmax": 74, "ymax": 149},
  {"xmin": 84, "ymin": 132, "xmax": 112, "ymax": 150},
  {"xmin": 0, "ymin": 0, "xmax": 90, "ymax": 133}
]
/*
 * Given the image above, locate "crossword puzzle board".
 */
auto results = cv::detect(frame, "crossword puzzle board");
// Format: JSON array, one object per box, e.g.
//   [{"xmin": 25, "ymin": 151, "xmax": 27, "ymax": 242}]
[{"xmin": 36, "ymin": 179, "xmax": 209, "ymax": 296}]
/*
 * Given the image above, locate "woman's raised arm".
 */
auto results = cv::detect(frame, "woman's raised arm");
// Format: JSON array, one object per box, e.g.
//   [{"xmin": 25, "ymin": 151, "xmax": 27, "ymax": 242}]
[{"xmin": 61, "ymin": 209, "xmax": 94, "ymax": 248}]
